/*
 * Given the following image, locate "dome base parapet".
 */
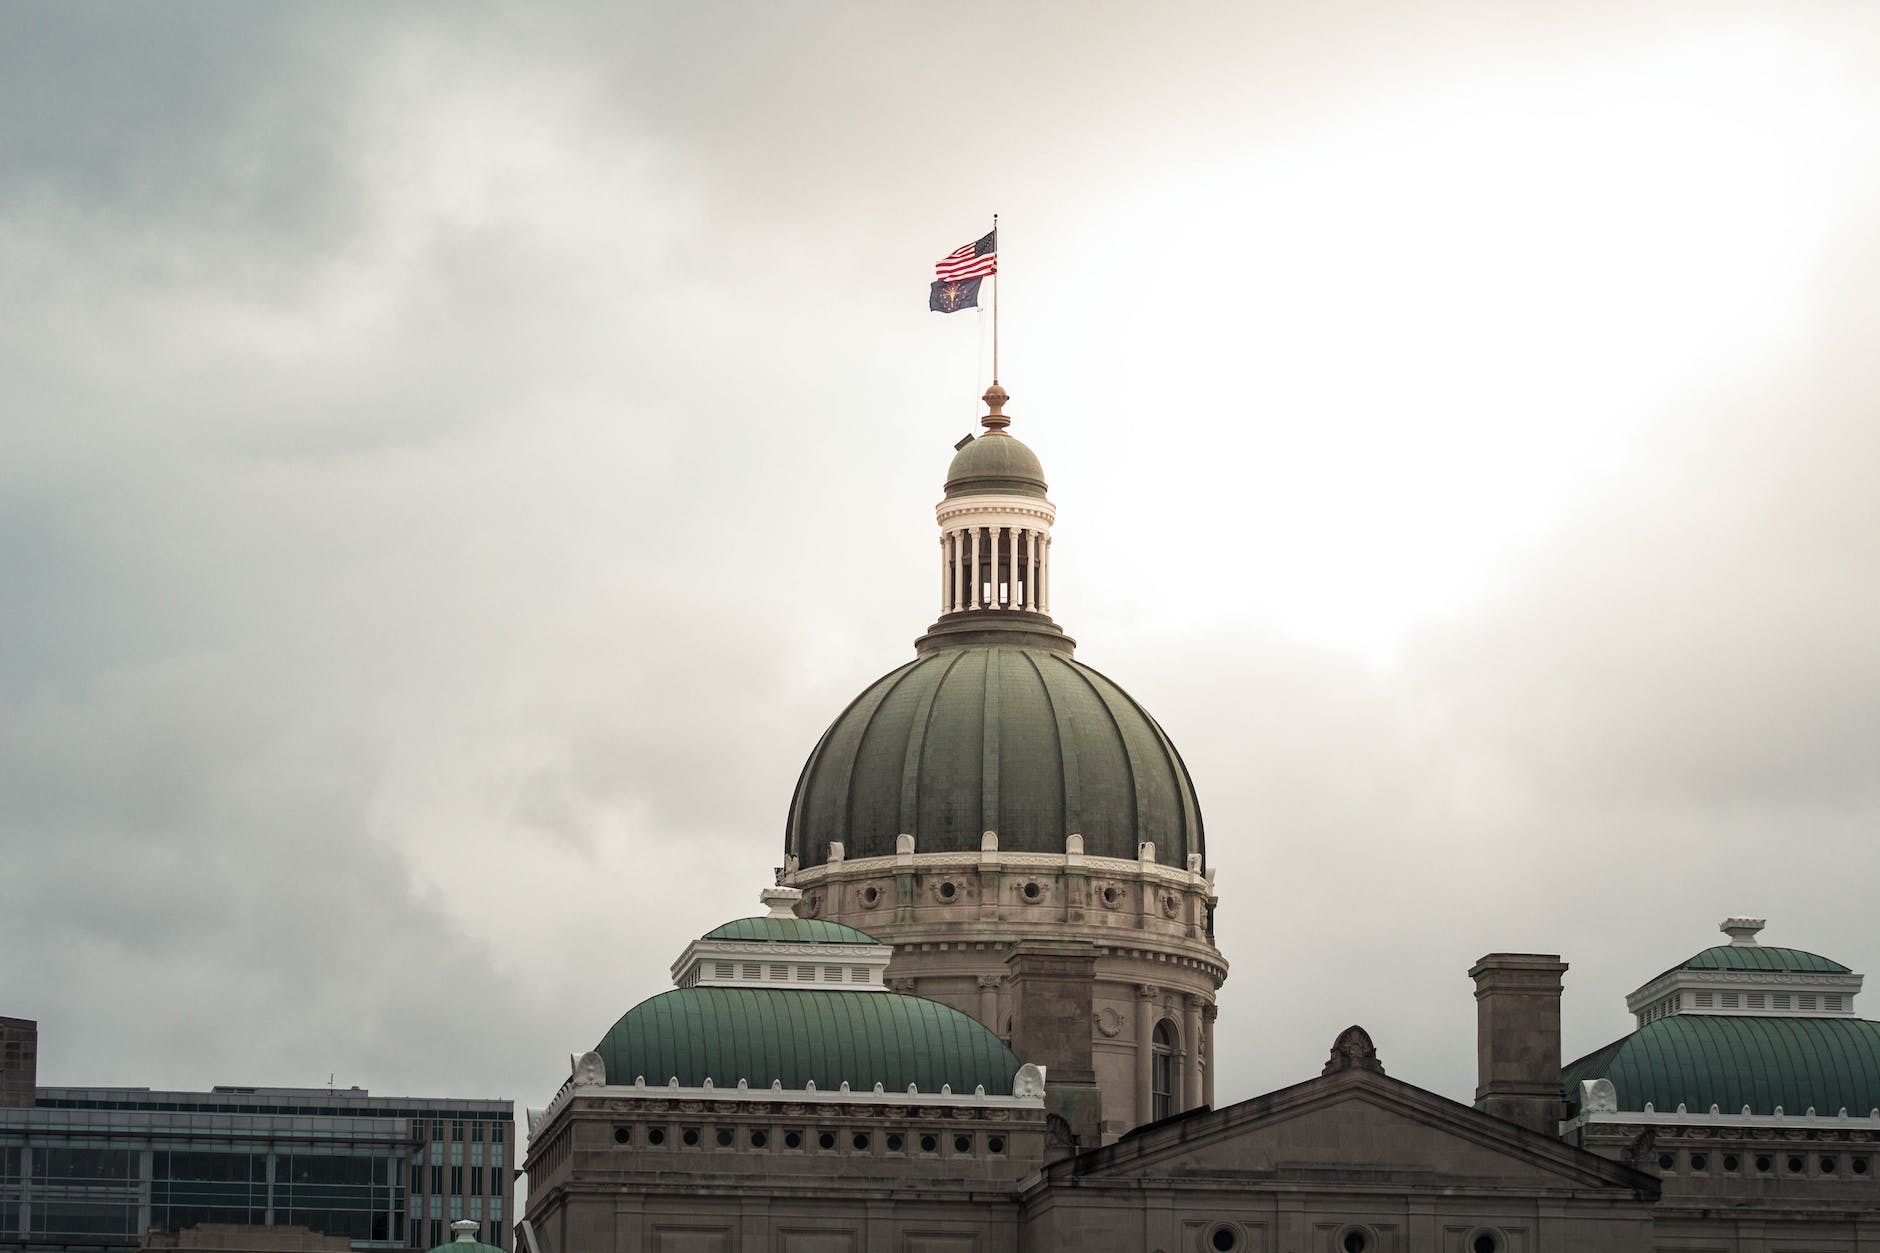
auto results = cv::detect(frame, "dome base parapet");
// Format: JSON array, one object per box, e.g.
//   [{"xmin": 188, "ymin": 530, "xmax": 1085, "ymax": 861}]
[{"xmin": 914, "ymin": 612, "xmax": 1073, "ymax": 656}]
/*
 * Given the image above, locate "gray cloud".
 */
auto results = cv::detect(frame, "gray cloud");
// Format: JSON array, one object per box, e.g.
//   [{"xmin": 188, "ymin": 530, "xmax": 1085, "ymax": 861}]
[{"xmin": 4, "ymin": 2, "xmax": 1880, "ymax": 1134}]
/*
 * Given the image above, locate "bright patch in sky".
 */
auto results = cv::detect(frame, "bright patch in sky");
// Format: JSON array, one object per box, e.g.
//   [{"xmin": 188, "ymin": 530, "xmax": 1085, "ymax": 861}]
[{"xmin": 1033, "ymin": 19, "xmax": 1864, "ymax": 663}]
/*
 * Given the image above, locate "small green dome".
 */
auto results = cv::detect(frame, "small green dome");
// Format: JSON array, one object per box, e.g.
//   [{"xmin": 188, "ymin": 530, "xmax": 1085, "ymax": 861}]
[
  {"xmin": 1564, "ymin": 1016, "xmax": 1880, "ymax": 1115},
  {"xmin": 596, "ymin": 987, "xmax": 1021, "ymax": 1093},
  {"xmin": 1668, "ymin": 945, "xmax": 1851, "ymax": 976},
  {"xmin": 786, "ymin": 644, "xmax": 1203, "ymax": 869},
  {"xmin": 702, "ymin": 917, "xmax": 880, "ymax": 945},
  {"xmin": 944, "ymin": 433, "xmax": 1047, "ymax": 499}
]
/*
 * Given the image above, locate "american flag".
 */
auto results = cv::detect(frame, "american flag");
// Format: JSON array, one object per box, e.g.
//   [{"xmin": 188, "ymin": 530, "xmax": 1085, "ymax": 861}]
[{"xmin": 935, "ymin": 230, "xmax": 997, "ymax": 282}]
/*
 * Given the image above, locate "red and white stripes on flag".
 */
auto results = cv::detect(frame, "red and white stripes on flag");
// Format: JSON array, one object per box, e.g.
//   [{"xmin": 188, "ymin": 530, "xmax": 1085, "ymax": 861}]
[{"xmin": 935, "ymin": 230, "xmax": 997, "ymax": 282}]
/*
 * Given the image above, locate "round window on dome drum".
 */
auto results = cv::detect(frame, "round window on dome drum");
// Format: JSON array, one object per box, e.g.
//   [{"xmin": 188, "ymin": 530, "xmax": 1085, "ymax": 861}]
[
  {"xmin": 919, "ymin": 1134, "xmax": 938, "ymax": 1153},
  {"xmin": 750, "ymin": 1131, "xmax": 768, "ymax": 1148},
  {"xmin": 1206, "ymin": 1226, "xmax": 1237, "ymax": 1253},
  {"xmin": 953, "ymin": 1135, "xmax": 972, "ymax": 1153},
  {"xmin": 818, "ymin": 1132, "xmax": 836, "ymax": 1151},
  {"xmin": 646, "ymin": 1128, "xmax": 665, "ymax": 1146},
  {"xmin": 783, "ymin": 1131, "xmax": 802, "ymax": 1150},
  {"xmin": 612, "ymin": 1126, "xmax": 631, "ymax": 1145}
]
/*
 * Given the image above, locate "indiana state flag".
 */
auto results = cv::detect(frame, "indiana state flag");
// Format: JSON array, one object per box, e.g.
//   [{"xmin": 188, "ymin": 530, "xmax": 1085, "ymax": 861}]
[{"xmin": 929, "ymin": 276, "xmax": 983, "ymax": 313}]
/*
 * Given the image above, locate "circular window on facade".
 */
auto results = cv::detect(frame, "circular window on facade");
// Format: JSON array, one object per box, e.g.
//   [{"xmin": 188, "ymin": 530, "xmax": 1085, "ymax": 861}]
[
  {"xmin": 860, "ymin": 885, "xmax": 882, "ymax": 908},
  {"xmin": 1206, "ymin": 1225, "xmax": 1238, "ymax": 1253},
  {"xmin": 919, "ymin": 1134, "xmax": 938, "ymax": 1153},
  {"xmin": 1337, "ymin": 1228, "xmax": 1370, "ymax": 1253},
  {"xmin": 953, "ymin": 1135, "xmax": 972, "ymax": 1153},
  {"xmin": 1689, "ymin": 1153, "xmax": 1707, "ymax": 1171},
  {"xmin": 1820, "ymin": 1156, "xmax": 1837, "ymax": 1173},
  {"xmin": 646, "ymin": 1127, "xmax": 665, "ymax": 1146},
  {"xmin": 886, "ymin": 1134, "xmax": 904, "ymax": 1152},
  {"xmin": 750, "ymin": 1131, "xmax": 768, "ymax": 1149},
  {"xmin": 714, "ymin": 1129, "xmax": 732, "ymax": 1148},
  {"xmin": 1755, "ymin": 1155, "xmax": 1772, "ymax": 1173},
  {"xmin": 1788, "ymin": 1155, "xmax": 1805, "ymax": 1174},
  {"xmin": 1100, "ymin": 884, "xmax": 1124, "ymax": 909},
  {"xmin": 681, "ymin": 1128, "xmax": 699, "ymax": 1147},
  {"xmin": 1160, "ymin": 893, "xmax": 1181, "ymax": 918},
  {"xmin": 1021, "ymin": 880, "xmax": 1043, "ymax": 902},
  {"xmin": 1721, "ymin": 1154, "xmax": 1739, "ymax": 1172},
  {"xmin": 937, "ymin": 881, "xmax": 958, "ymax": 903},
  {"xmin": 1467, "ymin": 1229, "xmax": 1502, "ymax": 1253},
  {"xmin": 852, "ymin": 1134, "xmax": 870, "ymax": 1151},
  {"xmin": 783, "ymin": 1131, "xmax": 802, "ymax": 1150},
  {"xmin": 613, "ymin": 1126, "xmax": 631, "ymax": 1145},
  {"xmin": 1853, "ymin": 1156, "xmax": 1870, "ymax": 1175},
  {"xmin": 1657, "ymin": 1153, "xmax": 1674, "ymax": 1171},
  {"xmin": 987, "ymin": 1136, "xmax": 1005, "ymax": 1154},
  {"xmin": 818, "ymin": 1132, "xmax": 837, "ymax": 1151}
]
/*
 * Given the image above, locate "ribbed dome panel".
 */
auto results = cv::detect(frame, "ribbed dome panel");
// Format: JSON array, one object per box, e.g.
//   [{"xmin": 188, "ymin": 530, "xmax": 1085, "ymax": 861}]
[{"xmin": 787, "ymin": 644, "xmax": 1203, "ymax": 869}]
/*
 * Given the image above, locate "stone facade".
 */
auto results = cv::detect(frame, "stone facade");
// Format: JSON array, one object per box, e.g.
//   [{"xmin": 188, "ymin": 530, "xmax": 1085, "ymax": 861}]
[{"xmin": 788, "ymin": 843, "xmax": 1223, "ymax": 1142}]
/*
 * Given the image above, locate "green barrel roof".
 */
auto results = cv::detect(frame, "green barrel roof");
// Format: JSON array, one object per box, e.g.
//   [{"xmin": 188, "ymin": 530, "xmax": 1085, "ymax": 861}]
[
  {"xmin": 1665, "ymin": 945, "xmax": 1851, "ymax": 976},
  {"xmin": 597, "ymin": 987, "xmax": 1020, "ymax": 1093},
  {"xmin": 786, "ymin": 644, "xmax": 1203, "ymax": 869},
  {"xmin": 702, "ymin": 917, "xmax": 881, "ymax": 945},
  {"xmin": 944, "ymin": 432, "xmax": 1048, "ymax": 499},
  {"xmin": 1563, "ymin": 1016, "xmax": 1880, "ymax": 1115}
]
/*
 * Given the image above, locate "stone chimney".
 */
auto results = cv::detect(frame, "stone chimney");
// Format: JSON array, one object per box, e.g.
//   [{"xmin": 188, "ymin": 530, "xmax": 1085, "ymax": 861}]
[
  {"xmin": 1, "ymin": 1017, "xmax": 38, "ymax": 1107},
  {"xmin": 1005, "ymin": 940, "xmax": 1102, "ymax": 1149},
  {"xmin": 1469, "ymin": 954, "xmax": 1567, "ymax": 1135}
]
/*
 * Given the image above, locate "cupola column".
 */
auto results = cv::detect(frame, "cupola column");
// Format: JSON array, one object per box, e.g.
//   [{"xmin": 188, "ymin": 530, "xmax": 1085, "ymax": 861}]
[
  {"xmin": 1027, "ymin": 529, "xmax": 1039, "ymax": 612},
  {"xmin": 1040, "ymin": 534, "xmax": 1052, "ymax": 614},
  {"xmin": 939, "ymin": 534, "xmax": 949, "ymax": 615},
  {"xmin": 949, "ymin": 530, "xmax": 962, "ymax": 613},
  {"xmin": 1009, "ymin": 525, "xmax": 1020, "ymax": 609},
  {"xmin": 970, "ymin": 527, "xmax": 982, "ymax": 609},
  {"xmin": 989, "ymin": 526, "xmax": 1001, "ymax": 608}
]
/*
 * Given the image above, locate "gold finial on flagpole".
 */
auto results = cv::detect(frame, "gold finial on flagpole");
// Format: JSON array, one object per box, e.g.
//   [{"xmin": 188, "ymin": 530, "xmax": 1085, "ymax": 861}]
[{"xmin": 981, "ymin": 383, "xmax": 1010, "ymax": 433}]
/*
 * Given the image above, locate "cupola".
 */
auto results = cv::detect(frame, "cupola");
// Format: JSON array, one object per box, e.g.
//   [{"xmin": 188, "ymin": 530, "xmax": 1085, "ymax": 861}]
[
  {"xmin": 1624, "ymin": 918, "xmax": 1861, "ymax": 1026},
  {"xmin": 669, "ymin": 888, "xmax": 893, "ymax": 991}
]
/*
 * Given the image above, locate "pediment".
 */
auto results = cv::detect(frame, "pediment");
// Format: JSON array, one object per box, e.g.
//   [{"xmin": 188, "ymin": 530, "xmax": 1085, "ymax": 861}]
[{"xmin": 1065, "ymin": 1067, "xmax": 1650, "ymax": 1195}]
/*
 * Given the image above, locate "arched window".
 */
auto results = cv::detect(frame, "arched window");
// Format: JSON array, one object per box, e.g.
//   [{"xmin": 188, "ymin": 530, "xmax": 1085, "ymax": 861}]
[{"xmin": 1152, "ymin": 1020, "xmax": 1177, "ymax": 1120}]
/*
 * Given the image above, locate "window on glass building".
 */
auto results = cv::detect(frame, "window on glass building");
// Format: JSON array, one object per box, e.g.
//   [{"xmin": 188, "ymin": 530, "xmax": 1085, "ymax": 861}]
[{"xmin": 451, "ymin": 1120, "xmax": 464, "ymax": 1142}]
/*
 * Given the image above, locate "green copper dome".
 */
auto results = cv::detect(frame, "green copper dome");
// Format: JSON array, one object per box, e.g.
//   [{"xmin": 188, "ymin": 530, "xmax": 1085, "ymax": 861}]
[
  {"xmin": 596, "ymin": 987, "xmax": 1021, "ymax": 1093},
  {"xmin": 944, "ymin": 432, "xmax": 1047, "ymax": 499},
  {"xmin": 1666, "ymin": 945, "xmax": 1851, "ymax": 977},
  {"xmin": 702, "ymin": 917, "xmax": 880, "ymax": 945},
  {"xmin": 1564, "ymin": 1015, "xmax": 1880, "ymax": 1116},
  {"xmin": 786, "ymin": 644, "xmax": 1203, "ymax": 869}
]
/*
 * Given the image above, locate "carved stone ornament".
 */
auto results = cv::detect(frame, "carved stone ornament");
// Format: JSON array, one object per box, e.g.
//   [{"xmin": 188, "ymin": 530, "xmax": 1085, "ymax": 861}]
[
  {"xmin": 1321, "ymin": 1025, "xmax": 1385, "ymax": 1075},
  {"xmin": 1013, "ymin": 1063, "xmax": 1048, "ymax": 1099},
  {"xmin": 1093, "ymin": 1007, "xmax": 1123, "ymax": 1038},
  {"xmin": 1582, "ymin": 1077, "xmax": 1619, "ymax": 1114},
  {"xmin": 571, "ymin": 1051, "xmax": 607, "ymax": 1088},
  {"xmin": 799, "ymin": 891, "xmax": 823, "ymax": 918},
  {"xmin": 1097, "ymin": 882, "xmax": 1124, "ymax": 910},
  {"xmin": 1159, "ymin": 892, "xmax": 1180, "ymax": 918}
]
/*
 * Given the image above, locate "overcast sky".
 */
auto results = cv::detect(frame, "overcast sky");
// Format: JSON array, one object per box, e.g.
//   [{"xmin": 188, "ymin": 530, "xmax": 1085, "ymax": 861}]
[{"xmin": 4, "ymin": 2, "xmax": 1880, "ymax": 1125}]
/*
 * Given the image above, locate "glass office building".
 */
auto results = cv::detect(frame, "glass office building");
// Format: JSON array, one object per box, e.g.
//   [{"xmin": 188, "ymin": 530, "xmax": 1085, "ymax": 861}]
[{"xmin": 0, "ymin": 1078, "xmax": 513, "ymax": 1252}]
